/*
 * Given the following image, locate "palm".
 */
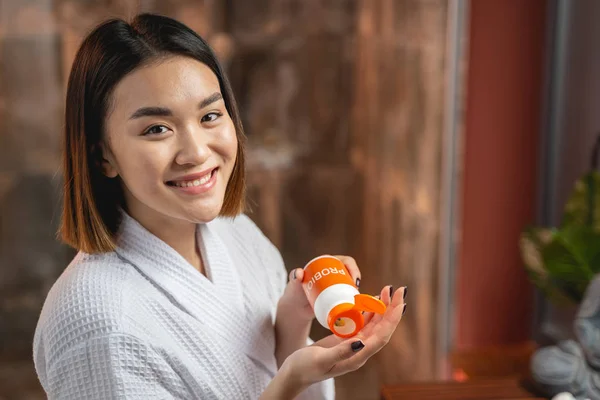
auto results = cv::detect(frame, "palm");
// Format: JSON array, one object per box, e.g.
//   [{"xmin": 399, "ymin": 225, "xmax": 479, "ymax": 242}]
[
  {"xmin": 282, "ymin": 284, "xmax": 405, "ymax": 389},
  {"xmin": 297, "ymin": 287, "xmax": 397, "ymax": 379},
  {"xmin": 290, "ymin": 284, "xmax": 404, "ymax": 382},
  {"xmin": 318, "ymin": 285, "xmax": 393, "ymax": 346}
]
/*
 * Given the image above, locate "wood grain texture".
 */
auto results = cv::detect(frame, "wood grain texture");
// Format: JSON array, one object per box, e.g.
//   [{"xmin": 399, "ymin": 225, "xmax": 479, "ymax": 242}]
[
  {"xmin": 234, "ymin": 1, "xmax": 450, "ymax": 398},
  {"xmin": 0, "ymin": 1, "xmax": 451, "ymax": 398},
  {"xmin": 343, "ymin": 0, "xmax": 449, "ymax": 395}
]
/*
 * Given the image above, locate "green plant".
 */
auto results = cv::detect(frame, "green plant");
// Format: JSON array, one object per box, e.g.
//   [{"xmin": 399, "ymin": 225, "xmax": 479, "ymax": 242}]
[{"xmin": 520, "ymin": 136, "xmax": 600, "ymax": 305}]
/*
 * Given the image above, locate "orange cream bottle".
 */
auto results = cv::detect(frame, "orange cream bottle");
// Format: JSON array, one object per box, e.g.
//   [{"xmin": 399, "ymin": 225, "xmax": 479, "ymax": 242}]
[{"xmin": 302, "ymin": 255, "xmax": 387, "ymax": 338}]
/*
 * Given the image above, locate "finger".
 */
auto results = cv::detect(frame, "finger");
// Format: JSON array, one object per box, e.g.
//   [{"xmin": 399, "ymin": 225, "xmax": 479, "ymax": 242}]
[
  {"xmin": 370, "ymin": 288, "xmax": 407, "ymax": 336},
  {"xmin": 288, "ymin": 267, "xmax": 305, "ymax": 283},
  {"xmin": 361, "ymin": 288, "xmax": 406, "ymax": 336},
  {"xmin": 328, "ymin": 334, "xmax": 391, "ymax": 374},
  {"xmin": 334, "ymin": 255, "xmax": 361, "ymax": 288},
  {"xmin": 319, "ymin": 338, "xmax": 365, "ymax": 374},
  {"xmin": 358, "ymin": 298, "xmax": 382, "ymax": 337},
  {"xmin": 381, "ymin": 285, "xmax": 393, "ymax": 305},
  {"xmin": 361, "ymin": 293, "xmax": 381, "ymax": 327},
  {"xmin": 362, "ymin": 311, "xmax": 375, "ymax": 326},
  {"xmin": 339, "ymin": 291, "xmax": 406, "ymax": 367},
  {"xmin": 313, "ymin": 333, "xmax": 344, "ymax": 349},
  {"xmin": 368, "ymin": 287, "xmax": 393, "ymax": 326},
  {"xmin": 372, "ymin": 285, "xmax": 394, "ymax": 323},
  {"xmin": 391, "ymin": 286, "xmax": 407, "ymax": 308},
  {"xmin": 351, "ymin": 301, "xmax": 404, "ymax": 361},
  {"xmin": 284, "ymin": 268, "xmax": 306, "ymax": 296}
]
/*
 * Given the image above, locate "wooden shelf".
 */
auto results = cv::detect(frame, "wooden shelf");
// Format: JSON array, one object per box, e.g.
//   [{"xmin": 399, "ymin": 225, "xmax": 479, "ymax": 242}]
[
  {"xmin": 450, "ymin": 341, "xmax": 537, "ymax": 379},
  {"xmin": 381, "ymin": 342, "xmax": 542, "ymax": 400},
  {"xmin": 381, "ymin": 378, "xmax": 544, "ymax": 400}
]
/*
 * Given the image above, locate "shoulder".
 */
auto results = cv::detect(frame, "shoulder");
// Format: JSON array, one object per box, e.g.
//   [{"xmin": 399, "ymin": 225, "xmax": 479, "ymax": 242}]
[{"xmin": 34, "ymin": 251, "xmax": 134, "ymax": 362}]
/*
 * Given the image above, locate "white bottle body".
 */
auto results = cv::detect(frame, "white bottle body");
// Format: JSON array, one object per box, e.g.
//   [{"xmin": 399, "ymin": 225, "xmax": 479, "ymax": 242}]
[{"xmin": 313, "ymin": 283, "xmax": 359, "ymax": 328}]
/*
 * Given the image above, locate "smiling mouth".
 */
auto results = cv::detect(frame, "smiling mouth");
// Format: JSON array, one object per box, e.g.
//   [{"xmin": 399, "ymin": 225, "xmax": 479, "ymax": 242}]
[{"xmin": 166, "ymin": 168, "xmax": 217, "ymax": 188}]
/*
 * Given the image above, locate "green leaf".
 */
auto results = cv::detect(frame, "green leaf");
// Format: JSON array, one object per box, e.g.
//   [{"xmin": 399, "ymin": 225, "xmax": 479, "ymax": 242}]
[
  {"xmin": 521, "ymin": 165, "xmax": 600, "ymax": 305},
  {"xmin": 562, "ymin": 171, "xmax": 600, "ymax": 230},
  {"xmin": 562, "ymin": 225, "xmax": 600, "ymax": 264},
  {"xmin": 542, "ymin": 238, "xmax": 588, "ymax": 282},
  {"xmin": 539, "ymin": 226, "xmax": 600, "ymax": 300},
  {"xmin": 545, "ymin": 278, "xmax": 581, "ymax": 304},
  {"xmin": 520, "ymin": 227, "xmax": 578, "ymax": 304},
  {"xmin": 548, "ymin": 277, "xmax": 583, "ymax": 303}
]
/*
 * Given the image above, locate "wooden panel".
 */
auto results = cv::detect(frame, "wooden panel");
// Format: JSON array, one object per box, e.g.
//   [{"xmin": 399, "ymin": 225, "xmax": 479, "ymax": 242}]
[
  {"xmin": 347, "ymin": 0, "xmax": 448, "ymax": 389},
  {"xmin": 0, "ymin": 1, "xmax": 451, "ymax": 399},
  {"xmin": 232, "ymin": 3, "xmax": 450, "ymax": 398}
]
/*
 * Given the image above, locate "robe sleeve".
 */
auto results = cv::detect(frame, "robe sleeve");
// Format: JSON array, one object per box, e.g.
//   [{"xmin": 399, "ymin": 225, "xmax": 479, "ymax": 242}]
[
  {"xmin": 41, "ymin": 333, "xmax": 190, "ymax": 399},
  {"xmin": 264, "ymin": 240, "xmax": 336, "ymax": 400}
]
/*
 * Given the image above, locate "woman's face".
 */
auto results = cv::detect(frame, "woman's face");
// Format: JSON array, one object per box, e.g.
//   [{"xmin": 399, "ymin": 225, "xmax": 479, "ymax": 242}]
[{"xmin": 102, "ymin": 56, "xmax": 238, "ymax": 226}]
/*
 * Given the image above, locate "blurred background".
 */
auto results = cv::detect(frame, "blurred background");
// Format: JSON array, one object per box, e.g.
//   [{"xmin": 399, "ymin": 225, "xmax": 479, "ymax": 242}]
[{"xmin": 2, "ymin": 0, "xmax": 599, "ymax": 399}]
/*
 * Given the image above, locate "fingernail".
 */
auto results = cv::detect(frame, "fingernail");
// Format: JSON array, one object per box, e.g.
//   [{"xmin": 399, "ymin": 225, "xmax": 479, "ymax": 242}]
[
  {"xmin": 389, "ymin": 286, "xmax": 394, "ymax": 298},
  {"xmin": 402, "ymin": 303, "xmax": 407, "ymax": 316},
  {"xmin": 292, "ymin": 269, "xmax": 297, "ymax": 280},
  {"xmin": 351, "ymin": 341, "xmax": 364, "ymax": 352},
  {"xmin": 356, "ymin": 278, "xmax": 361, "ymax": 288},
  {"xmin": 403, "ymin": 286, "xmax": 408, "ymax": 300}
]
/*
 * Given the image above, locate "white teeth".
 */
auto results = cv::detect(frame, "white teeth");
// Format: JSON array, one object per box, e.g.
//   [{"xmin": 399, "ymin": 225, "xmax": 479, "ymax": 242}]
[{"xmin": 173, "ymin": 171, "xmax": 213, "ymax": 188}]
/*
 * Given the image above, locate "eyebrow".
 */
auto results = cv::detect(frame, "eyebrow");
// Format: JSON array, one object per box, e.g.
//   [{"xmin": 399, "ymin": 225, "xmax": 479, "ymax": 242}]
[
  {"xmin": 128, "ymin": 92, "xmax": 224, "ymax": 120},
  {"xmin": 199, "ymin": 92, "xmax": 223, "ymax": 109}
]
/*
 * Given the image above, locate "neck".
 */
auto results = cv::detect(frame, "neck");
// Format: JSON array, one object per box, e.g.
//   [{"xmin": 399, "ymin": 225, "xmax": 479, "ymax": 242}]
[{"xmin": 125, "ymin": 206, "xmax": 205, "ymax": 275}]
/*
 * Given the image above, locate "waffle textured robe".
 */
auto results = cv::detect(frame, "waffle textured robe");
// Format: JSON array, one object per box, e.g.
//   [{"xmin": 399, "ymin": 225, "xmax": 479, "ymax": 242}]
[{"xmin": 33, "ymin": 212, "xmax": 335, "ymax": 399}]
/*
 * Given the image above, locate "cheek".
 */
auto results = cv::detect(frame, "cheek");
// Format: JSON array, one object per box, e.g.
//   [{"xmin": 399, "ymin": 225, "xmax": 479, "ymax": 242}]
[
  {"xmin": 221, "ymin": 121, "xmax": 238, "ymax": 163},
  {"xmin": 114, "ymin": 144, "xmax": 168, "ymax": 190}
]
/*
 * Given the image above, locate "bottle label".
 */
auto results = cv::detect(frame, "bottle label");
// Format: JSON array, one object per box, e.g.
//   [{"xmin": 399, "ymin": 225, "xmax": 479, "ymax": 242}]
[{"xmin": 302, "ymin": 256, "xmax": 356, "ymax": 307}]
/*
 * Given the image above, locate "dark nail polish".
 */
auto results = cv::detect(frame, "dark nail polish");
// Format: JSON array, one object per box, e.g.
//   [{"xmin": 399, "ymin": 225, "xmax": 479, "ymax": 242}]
[
  {"xmin": 389, "ymin": 286, "xmax": 394, "ymax": 298},
  {"xmin": 351, "ymin": 341, "xmax": 365, "ymax": 352},
  {"xmin": 356, "ymin": 278, "xmax": 361, "ymax": 288},
  {"xmin": 403, "ymin": 286, "xmax": 408, "ymax": 300},
  {"xmin": 402, "ymin": 303, "xmax": 407, "ymax": 316}
]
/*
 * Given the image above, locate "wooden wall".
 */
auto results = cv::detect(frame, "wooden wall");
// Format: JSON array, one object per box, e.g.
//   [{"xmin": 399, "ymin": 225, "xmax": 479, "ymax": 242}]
[{"xmin": 0, "ymin": 1, "xmax": 451, "ymax": 398}]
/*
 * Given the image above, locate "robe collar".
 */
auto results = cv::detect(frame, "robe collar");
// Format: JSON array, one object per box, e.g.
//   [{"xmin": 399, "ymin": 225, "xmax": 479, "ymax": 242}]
[{"xmin": 114, "ymin": 212, "xmax": 277, "ymax": 374}]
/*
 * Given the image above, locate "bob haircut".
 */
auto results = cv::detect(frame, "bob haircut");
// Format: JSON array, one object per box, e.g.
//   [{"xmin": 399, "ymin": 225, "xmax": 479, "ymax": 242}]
[{"xmin": 60, "ymin": 13, "xmax": 246, "ymax": 254}]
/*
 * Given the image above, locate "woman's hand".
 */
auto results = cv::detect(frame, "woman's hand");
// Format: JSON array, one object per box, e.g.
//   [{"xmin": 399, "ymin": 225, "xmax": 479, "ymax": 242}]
[
  {"xmin": 274, "ymin": 256, "xmax": 362, "ymax": 367},
  {"xmin": 265, "ymin": 285, "xmax": 407, "ymax": 399}
]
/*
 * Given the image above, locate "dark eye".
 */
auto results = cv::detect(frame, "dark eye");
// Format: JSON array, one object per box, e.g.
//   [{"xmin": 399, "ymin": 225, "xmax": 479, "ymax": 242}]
[
  {"xmin": 143, "ymin": 125, "xmax": 169, "ymax": 135},
  {"xmin": 201, "ymin": 112, "xmax": 222, "ymax": 123}
]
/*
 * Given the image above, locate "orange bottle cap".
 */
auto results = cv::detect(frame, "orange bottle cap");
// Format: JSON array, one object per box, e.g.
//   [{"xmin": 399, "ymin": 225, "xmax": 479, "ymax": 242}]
[
  {"xmin": 353, "ymin": 294, "xmax": 387, "ymax": 314},
  {"xmin": 326, "ymin": 295, "xmax": 387, "ymax": 338},
  {"xmin": 327, "ymin": 303, "xmax": 364, "ymax": 338}
]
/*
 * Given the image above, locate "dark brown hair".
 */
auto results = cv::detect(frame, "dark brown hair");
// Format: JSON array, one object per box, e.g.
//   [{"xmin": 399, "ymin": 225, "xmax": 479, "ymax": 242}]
[{"xmin": 61, "ymin": 13, "xmax": 246, "ymax": 254}]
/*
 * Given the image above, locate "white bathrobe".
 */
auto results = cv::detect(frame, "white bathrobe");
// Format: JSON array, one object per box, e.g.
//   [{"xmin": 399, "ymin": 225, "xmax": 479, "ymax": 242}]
[{"xmin": 33, "ymin": 212, "xmax": 335, "ymax": 399}]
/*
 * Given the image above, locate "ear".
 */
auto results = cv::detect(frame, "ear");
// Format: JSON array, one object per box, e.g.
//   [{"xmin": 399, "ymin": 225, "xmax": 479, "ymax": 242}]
[{"xmin": 94, "ymin": 142, "xmax": 118, "ymax": 178}]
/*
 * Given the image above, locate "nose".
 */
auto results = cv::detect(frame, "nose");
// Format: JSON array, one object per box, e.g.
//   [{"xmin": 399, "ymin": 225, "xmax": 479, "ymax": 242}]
[{"xmin": 174, "ymin": 125, "xmax": 212, "ymax": 166}]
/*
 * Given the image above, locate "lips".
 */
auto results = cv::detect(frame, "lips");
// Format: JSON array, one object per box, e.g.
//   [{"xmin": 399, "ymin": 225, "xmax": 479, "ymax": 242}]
[{"xmin": 166, "ymin": 168, "xmax": 218, "ymax": 187}]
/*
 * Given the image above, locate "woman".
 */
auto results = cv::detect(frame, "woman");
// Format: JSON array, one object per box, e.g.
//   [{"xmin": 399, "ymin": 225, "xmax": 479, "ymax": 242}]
[{"xmin": 33, "ymin": 13, "xmax": 407, "ymax": 399}]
